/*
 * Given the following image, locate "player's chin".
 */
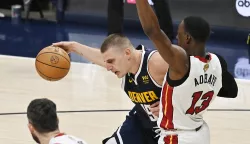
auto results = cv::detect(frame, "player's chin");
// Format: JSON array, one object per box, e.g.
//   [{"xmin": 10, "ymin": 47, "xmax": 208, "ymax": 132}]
[
  {"xmin": 116, "ymin": 72, "xmax": 125, "ymax": 78},
  {"xmin": 117, "ymin": 75, "xmax": 123, "ymax": 78}
]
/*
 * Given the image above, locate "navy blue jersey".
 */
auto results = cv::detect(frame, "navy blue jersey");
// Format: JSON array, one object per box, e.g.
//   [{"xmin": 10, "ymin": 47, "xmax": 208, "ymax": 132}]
[{"xmin": 122, "ymin": 45, "xmax": 162, "ymax": 129}]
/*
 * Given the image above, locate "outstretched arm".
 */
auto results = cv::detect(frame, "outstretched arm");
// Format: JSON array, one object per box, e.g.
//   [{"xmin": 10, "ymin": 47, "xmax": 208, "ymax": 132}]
[
  {"xmin": 53, "ymin": 41, "xmax": 106, "ymax": 68},
  {"xmin": 135, "ymin": 0, "xmax": 189, "ymax": 77}
]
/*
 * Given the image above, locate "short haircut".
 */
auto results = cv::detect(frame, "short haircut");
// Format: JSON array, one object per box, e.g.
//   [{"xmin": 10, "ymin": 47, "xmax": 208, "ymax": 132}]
[
  {"xmin": 27, "ymin": 98, "xmax": 58, "ymax": 133},
  {"xmin": 100, "ymin": 33, "xmax": 132, "ymax": 53},
  {"xmin": 183, "ymin": 16, "xmax": 210, "ymax": 43}
]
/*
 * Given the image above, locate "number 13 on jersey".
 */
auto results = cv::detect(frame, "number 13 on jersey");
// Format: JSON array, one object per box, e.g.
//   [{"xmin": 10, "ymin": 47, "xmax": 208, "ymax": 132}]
[{"xmin": 186, "ymin": 90, "xmax": 214, "ymax": 115}]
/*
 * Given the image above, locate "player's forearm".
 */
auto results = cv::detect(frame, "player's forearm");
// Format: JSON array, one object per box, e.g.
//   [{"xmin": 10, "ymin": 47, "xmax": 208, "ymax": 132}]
[
  {"xmin": 72, "ymin": 43, "xmax": 106, "ymax": 67},
  {"xmin": 136, "ymin": 0, "xmax": 173, "ymax": 64},
  {"xmin": 136, "ymin": 0, "xmax": 160, "ymax": 35}
]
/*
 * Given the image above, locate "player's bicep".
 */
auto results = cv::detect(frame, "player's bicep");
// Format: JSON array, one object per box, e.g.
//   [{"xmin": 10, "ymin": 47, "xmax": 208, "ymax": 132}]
[{"xmin": 149, "ymin": 30, "xmax": 189, "ymax": 74}]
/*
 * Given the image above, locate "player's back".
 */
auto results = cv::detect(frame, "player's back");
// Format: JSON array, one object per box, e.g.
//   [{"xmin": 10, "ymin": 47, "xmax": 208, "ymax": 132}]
[
  {"xmin": 158, "ymin": 53, "xmax": 223, "ymax": 130},
  {"xmin": 49, "ymin": 133, "xmax": 87, "ymax": 144}
]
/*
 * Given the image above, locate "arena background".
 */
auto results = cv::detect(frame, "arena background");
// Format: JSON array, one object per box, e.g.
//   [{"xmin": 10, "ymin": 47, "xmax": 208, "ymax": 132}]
[
  {"xmin": 0, "ymin": 0, "xmax": 249, "ymax": 79},
  {"xmin": 63, "ymin": 0, "xmax": 250, "ymax": 80},
  {"xmin": 64, "ymin": 0, "xmax": 250, "ymax": 29}
]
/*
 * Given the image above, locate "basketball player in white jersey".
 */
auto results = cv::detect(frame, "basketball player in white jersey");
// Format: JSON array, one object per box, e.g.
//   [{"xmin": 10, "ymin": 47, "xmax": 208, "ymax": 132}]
[
  {"xmin": 27, "ymin": 98, "xmax": 87, "ymax": 144},
  {"xmin": 135, "ymin": 1, "xmax": 238, "ymax": 144}
]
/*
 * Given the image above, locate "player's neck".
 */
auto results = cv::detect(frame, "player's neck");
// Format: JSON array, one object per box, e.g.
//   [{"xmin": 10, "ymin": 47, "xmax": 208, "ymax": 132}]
[
  {"xmin": 129, "ymin": 50, "xmax": 142, "ymax": 75},
  {"xmin": 190, "ymin": 43, "xmax": 206, "ymax": 57},
  {"xmin": 38, "ymin": 129, "xmax": 61, "ymax": 144}
]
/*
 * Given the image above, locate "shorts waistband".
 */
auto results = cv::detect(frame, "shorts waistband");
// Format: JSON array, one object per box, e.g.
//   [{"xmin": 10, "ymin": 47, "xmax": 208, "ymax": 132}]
[{"xmin": 159, "ymin": 125, "xmax": 202, "ymax": 136}]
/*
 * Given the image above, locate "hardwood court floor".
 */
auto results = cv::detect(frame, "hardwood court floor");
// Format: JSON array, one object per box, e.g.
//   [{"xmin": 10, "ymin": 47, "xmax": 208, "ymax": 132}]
[{"xmin": 0, "ymin": 55, "xmax": 249, "ymax": 144}]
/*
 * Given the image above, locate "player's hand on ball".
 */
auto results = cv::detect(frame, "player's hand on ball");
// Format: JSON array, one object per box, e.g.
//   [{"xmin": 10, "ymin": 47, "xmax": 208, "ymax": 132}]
[
  {"xmin": 149, "ymin": 101, "xmax": 160, "ymax": 118},
  {"xmin": 52, "ymin": 41, "xmax": 78, "ymax": 54}
]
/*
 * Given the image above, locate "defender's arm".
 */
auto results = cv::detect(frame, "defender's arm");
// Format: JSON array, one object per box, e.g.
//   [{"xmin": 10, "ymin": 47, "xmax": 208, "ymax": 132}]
[{"xmin": 135, "ymin": 0, "xmax": 189, "ymax": 77}]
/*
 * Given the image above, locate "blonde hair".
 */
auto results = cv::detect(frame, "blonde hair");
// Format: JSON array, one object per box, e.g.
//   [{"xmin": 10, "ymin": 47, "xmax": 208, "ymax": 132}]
[{"xmin": 100, "ymin": 34, "xmax": 133, "ymax": 53}]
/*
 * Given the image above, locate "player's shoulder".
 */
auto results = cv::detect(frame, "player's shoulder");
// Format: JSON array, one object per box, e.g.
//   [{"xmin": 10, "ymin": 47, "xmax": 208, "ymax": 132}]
[
  {"xmin": 49, "ymin": 134, "xmax": 88, "ymax": 144},
  {"xmin": 190, "ymin": 53, "xmax": 221, "ymax": 63},
  {"xmin": 148, "ymin": 51, "xmax": 169, "ymax": 70}
]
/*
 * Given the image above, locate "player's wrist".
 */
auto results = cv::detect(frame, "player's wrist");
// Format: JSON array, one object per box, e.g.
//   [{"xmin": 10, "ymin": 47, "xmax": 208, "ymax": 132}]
[{"xmin": 71, "ymin": 42, "xmax": 83, "ymax": 54}]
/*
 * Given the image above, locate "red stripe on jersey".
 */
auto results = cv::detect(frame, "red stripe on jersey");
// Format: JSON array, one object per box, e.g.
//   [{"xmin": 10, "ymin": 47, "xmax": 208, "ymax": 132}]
[
  {"xmin": 164, "ymin": 135, "xmax": 178, "ymax": 144},
  {"xmin": 194, "ymin": 53, "xmax": 212, "ymax": 63},
  {"xmin": 54, "ymin": 133, "xmax": 65, "ymax": 138},
  {"xmin": 160, "ymin": 82, "xmax": 174, "ymax": 129}
]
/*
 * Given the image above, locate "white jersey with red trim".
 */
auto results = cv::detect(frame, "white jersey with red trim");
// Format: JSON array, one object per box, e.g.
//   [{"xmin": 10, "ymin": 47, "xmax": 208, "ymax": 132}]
[
  {"xmin": 49, "ymin": 133, "xmax": 87, "ymax": 144},
  {"xmin": 158, "ymin": 53, "xmax": 223, "ymax": 130}
]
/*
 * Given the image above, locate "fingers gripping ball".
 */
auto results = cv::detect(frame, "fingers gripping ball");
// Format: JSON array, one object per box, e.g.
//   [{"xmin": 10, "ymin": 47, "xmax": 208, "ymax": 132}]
[{"xmin": 35, "ymin": 46, "xmax": 71, "ymax": 81}]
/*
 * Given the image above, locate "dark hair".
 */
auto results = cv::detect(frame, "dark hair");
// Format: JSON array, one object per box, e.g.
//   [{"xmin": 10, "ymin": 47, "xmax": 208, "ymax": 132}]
[
  {"xmin": 27, "ymin": 98, "xmax": 58, "ymax": 133},
  {"xmin": 183, "ymin": 16, "xmax": 210, "ymax": 43},
  {"xmin": 100, "ymin": 33, "xmax": 132, "ymax": 53}
]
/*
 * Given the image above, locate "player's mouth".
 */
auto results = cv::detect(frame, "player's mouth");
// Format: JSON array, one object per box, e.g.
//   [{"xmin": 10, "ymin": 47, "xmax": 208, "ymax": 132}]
[{"xmin": 114, "ymin": 71, "xmax": 119, "ymax": 75}]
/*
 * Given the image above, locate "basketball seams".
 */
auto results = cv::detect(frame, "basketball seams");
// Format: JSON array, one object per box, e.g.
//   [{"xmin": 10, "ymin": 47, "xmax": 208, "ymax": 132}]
[
  {"xmin": 36, "ymin": 66, "xmax": 66, "ymax": 81},
  {"xmin": 36, "ymin": 60, "xmax": 69, "ymax": 70},
  {"xmin": 36, "ymin": 52, "xmax": 70, "ymax": 64}
]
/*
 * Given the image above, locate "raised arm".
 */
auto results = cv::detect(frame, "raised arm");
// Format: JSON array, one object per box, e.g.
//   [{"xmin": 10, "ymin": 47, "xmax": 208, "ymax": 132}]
[
  {"xmin": 135, "ymin": 0, "xmax": 189, "ymax": 77},
  {"xmin": 53, "ymin": 41, "xmax": 106, "ymax": 68}
]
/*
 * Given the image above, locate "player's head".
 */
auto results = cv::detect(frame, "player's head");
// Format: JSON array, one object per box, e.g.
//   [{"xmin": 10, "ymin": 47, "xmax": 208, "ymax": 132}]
[
  {"xmin": 176, "ymin": 16, "xmax": 210, "ymax": 54},
  {"xmin": 100, "ymin": 34, "xmax": 135, "ymax": 78},
  {"xmin": 27, "ymin": 98, "xmax": 59, "ymax": 143}
]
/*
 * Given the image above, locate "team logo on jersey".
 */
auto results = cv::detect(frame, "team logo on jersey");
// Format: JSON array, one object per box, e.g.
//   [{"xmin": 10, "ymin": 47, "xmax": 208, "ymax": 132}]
[
  {"xmin": 142, "ymin": 75, "xmax": 149, "ymax": 84},
  {"xmin": 129, "ymin": 79, "xmax": 133, "ymax": 83},
  {"xmin": 128, "ymin": 91, "xmax": 159, "ymax": 104},
  {"xmin": 203, "ymin": 64, "xmax": 209, "ymax": 72}
]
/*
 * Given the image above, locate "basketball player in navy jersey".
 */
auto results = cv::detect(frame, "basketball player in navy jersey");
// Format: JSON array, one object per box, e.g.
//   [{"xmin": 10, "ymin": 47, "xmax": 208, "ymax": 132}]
[
  {"xmin": 135, "ymin": 0, "xmax": 238, "ymax": 143},
  {"xmin": 52, "ymin": 1, "xmax": 174, "ymax": 143},
  {"xmin": 53, "ymin": 34, "xmax": 168, "ymax": 144}
]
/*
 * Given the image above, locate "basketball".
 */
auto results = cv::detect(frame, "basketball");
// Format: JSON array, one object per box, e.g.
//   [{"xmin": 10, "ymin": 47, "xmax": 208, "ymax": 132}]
[{"xmin": 35, "ymin": 46, "xmax": 71, "ymax": 81}]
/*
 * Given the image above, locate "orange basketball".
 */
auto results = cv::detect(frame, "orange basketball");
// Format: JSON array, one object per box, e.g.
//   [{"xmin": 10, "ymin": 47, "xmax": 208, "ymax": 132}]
[{"xmin": 35, "ymin": 46, "xmax": 71, "ymax": 81}]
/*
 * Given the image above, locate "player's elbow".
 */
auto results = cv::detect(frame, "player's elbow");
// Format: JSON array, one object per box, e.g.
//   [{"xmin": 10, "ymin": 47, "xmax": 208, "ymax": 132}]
[{"xmin": 143, "ymin": 27, "xmax": 154, "ymax": 37}]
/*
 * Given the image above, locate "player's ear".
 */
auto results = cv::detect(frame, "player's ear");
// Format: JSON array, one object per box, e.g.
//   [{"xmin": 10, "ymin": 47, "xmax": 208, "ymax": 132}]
[
  {"xmin": 124, "ymin": 48, "xmax": 132, "ymax": 60},
  {"xmin": 186, "ymin": 34, "xmax": 191, "ymax": 44},
  {"xmin": 28, "ymin": 123, "xmax": 34, "ymax": 133},
  {"xmin": 124, "ymin": 47, "xmax": 131, "ymax": 55}
]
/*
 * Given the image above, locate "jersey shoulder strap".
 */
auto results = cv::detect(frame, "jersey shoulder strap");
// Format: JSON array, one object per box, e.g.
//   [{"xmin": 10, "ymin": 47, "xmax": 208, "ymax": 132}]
[{"xmin": 136, "ymin": 44, "xmax": 157, "ymax": 72}]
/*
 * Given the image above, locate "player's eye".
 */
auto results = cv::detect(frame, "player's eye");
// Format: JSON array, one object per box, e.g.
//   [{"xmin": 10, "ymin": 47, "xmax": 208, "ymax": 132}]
[{"xmin": 107, "ymin": 59, "xmax": 115, "ymax": 64}]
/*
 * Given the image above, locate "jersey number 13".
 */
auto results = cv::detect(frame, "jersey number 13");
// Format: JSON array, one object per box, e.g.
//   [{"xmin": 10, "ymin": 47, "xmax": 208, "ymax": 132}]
[{"xmin": 186, "ymin": 91, "xmax": 214, "ymax": 115}]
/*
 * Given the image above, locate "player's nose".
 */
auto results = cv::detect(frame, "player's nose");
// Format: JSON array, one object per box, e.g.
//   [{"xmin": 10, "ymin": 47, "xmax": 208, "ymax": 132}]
[{"xmin": 106, "ymin": 63, "xmax": 113, "ymax": 71}]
